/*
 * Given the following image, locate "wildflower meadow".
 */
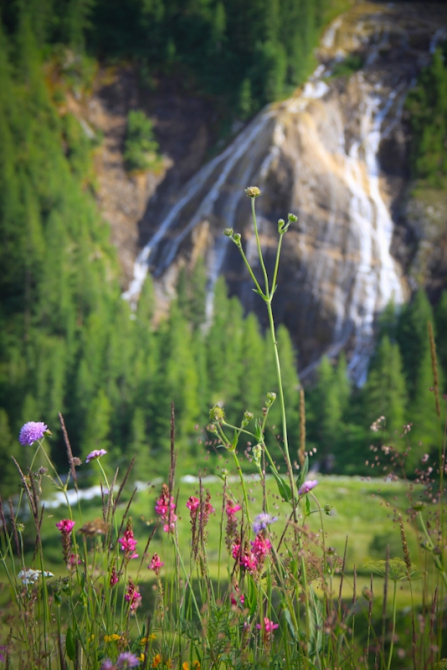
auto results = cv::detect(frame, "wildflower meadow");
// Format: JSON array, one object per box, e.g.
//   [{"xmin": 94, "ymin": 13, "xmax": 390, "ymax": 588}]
[{"xmin": 1, "ymin": 189, "xmax": 446, "ymax": 669}]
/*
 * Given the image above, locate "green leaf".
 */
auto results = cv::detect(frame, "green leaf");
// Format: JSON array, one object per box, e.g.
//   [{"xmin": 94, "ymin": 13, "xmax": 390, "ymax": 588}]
[
  {"xmin": 283, "ymin": 608, "xmax": 297, "ymax": 641},
  {"xmin": 305, "ymin": 496, "xmax": 311, "ymax": 517},
  {"xmin": 307, "ymin": 586, "xmax": 323, "ymax": 658},
  {"xmin": 66, "ymin": 627, "xmax": 76, "ymax": 661},
  {"xmin": 270, "ymin": 467, "xmax": 292, "ymax": 503}
]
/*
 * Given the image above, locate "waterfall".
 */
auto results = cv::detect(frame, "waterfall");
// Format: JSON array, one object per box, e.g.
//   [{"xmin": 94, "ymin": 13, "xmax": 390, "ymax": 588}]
[{"xmin": 123, "ymin": 4, "xmax": 441, "ymax": 382}]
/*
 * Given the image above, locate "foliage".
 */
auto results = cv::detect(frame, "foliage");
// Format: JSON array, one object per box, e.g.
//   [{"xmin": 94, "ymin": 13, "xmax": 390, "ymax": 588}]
[
  {"xmin": 406, "ymin": 42, "xmax": 447, "ymax": 186},
  {"xmin": 123, "ymin": 110, "xmax": 162, "ymax": 173}
]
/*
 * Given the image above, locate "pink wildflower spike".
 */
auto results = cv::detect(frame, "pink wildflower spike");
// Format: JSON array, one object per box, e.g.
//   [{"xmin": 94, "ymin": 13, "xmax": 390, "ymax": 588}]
[
  {"xmin": 155, "ymin": 484, "xmax": 177, "ymax": 533},
  {"xmin": 118, "ymin": 528, "xmax": 138, "ymax": 559},
  {"xmin": 56, "ymin": 519, "xmax": 75, "ymax": 533},
  {"xmin": 186, "ymin": 496, "xmax": 200, "ymax": 513},
  {"xmin": 148, "ymin": 553, "xmax": 164, "ymax": 576},
  {"xmin": 55, "ymin": 519, "xmax": 75, "ymax": 564},
  {"xmin": 125, "ymin": 579, "xmax": 141, "ymax": 611},
  {"xmin": 225, "ymin": 498, "xmax": 241, "ymax": 551},
  {"xmin": 257, "ymin": 617, "xmax": 279, "ymax": 635},
  {"xmin": 110, "ymin": 564, "xmax": 119, "ymax": 586},
  {"xmin": 251, "ymin": 534, "xmax": 272, "ymax": 561},
  {"xmin": 298, "ymin": 479, "xmax": 318, "ymax": 496}
]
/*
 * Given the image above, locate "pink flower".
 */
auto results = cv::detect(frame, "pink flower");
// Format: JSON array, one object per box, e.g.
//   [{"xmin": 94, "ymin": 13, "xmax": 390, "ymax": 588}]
[
  {"xmin": 298, "ymin": 479, "xmax": 318, "ymax": 496},
  {"xmin": 125, "ymin": 579, "xmax": 141, "ymax": 611},
  {"xmin": 85, "ymin": 449, "xmax": 107, "ymax": 463},
  {"xmin": 257, "ymin": 617, "xmax": 279, "ymax": 636},
  {"xmin": 251, "ymin": 534, "xmax": 271, "ymax": 561},
  {"xmin": 148, "ymin": 553, "xmax": 164, "ymax": 576},
  {"xmin": 118, "ymin": 529, "xmax": 138, "ymax": 559},
  {"xmin": 155, "ymin": 484, "xmax": 177, "ymax": 533},
  {"xmin": 226, "ymin": 502, "xmax": 242, "ymax": 516},
  {"xmin": 56, "ymin": 519, "xmax": 75, "ymax": 534},
  {"xmin": 186, "ymin": 496, "xmax": 200, "ymax": 513},
  {"xmin": 110, "ymin": 565, "xmax": 119, "ymax": 586}
]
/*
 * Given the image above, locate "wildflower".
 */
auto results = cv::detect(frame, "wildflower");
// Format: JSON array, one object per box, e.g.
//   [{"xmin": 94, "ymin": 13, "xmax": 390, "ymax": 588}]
[
  {"xmin": 55, "ymin": 519, "xmax": 75, "ymax": 565},
  {"xmin": 252, "ymin": 512, "xmax": 277, "ymax": 534},
  {"xmin": 68, "ymin": 553, "xmax": 81, "ymax": 568},
  {"xmin": 422, "ymin": 453, "xmax": 429, "ymax": 463},
  {"xmin": 245, "ymin": 186, "xmax": 261, "ymax": 198},
  {"xmin": 19, "ymin": 421, "xmax": 48, "ymax": 446},
  {"xmin": 125, "ymin": 579, "xmax": 142, "ymax": 611},
  {"xmin": 225, "ymin": 498, "xmax": 241, "ymax": 550},
  {"xmin": 18, "ymin": 569, "xmax": 53, "ymax": 586},
  {"xmin": 209, "ymin": 405, "xmax": 225, "ymax": 422},
  {"xmin": 152, "ymin": 654, "xmax": 162, "ymax": 668},
  {"xmin": 148, "ymin": 553, "xmax": 164, "ymax": 576},
  {"xmin": 118, "ymin": 525, "xmax": 138, "ymax": 560},
  {"xmin": 155, "ymin": 484, "xmax": 177, "ymax": 533},
  {"xmin": 56, "ymin": 519, "xmax": 75, "ymax": 533},
  {"xmin": 257, "ymin": 617, "xmax": 279, "ymax": 641},
  {"xmin": 298, "ymin": 479, "xmax": 318, "ymax": 496},
  {"xmin": 110, "ymin": 564, "xmax": 119, "ymax": 586},
  {"xmin": 186, "ymin": 496, "xmax": 200, "ymax": 519},
  {"xmin": 116, "ymin": 652, "xmax": 140, "ymax": 668},
  {"xmin": 104, "ymin": 634, "xmax": 122, "ymax": 643},
  {"xmin": 140, "ymin": 635, "xmax": 156, "ymax": 645},
  {"xmin": 139, "ymin": 654, "xmax": 145, "ymax": 663},
  {"xmin": 85, "ymin": 449, "xmax": 107, "ymax": 463},
  {"xmin": 100, "ymin": 661, "xmax": 115, "ymax": 670},
  {"xmin": 251, "ymin": 534, "xmax": 271, "ymax": 563}
]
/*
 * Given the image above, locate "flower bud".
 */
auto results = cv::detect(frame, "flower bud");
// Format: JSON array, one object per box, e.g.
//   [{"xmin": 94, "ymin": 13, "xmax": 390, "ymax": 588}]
[
  {"xmin": 244, "ymin": 186, "xmax": 261, "ymax": 198},
  {"xmin": 287, "ymin": 213, "xmax": 298, "ymax": 223},
  {"xmin": 232, "ymin": 233, "xmax": 242, "ymax": 247},
  {"xmin": 362, "ymin": 586, "xmax": 373, "ymax": 601},
  {"xmin": 209, "ymin": 405, "xmax": 225, "ymax": 422},
  {"xmin": 412, "ymin": 502, "xmax": 425, "ymax": 511},
  {"xmin": 266, "ymin": 392, "xmax": 276, "ymax": 407},
  {"xmin": 323, "ymin": 504, "xmax": 333, "ymax": 516},
  {"xmin": 224, "ymin": 227, "xmax": 234, "ymax": 237}
]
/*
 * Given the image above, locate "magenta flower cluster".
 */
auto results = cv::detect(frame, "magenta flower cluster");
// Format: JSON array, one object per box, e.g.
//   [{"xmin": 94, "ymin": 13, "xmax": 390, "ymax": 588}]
[
  {"xmin": 155, "ymin": 484, "xmax": 177, "ymax": 533},
  {"xmin": 232, "ymin": 533, "xmax": 272, "ymax": 574},
  {"xmin": 19, "ymin": 422, "xmax": 48, "ymax": 446},
  {"xmin": 85, "ymin": 449, "xmax": 107, "ymax": 463},
  {"xmin": 118, "ymin": 528, "xmax": 138, "ymax": 559}
]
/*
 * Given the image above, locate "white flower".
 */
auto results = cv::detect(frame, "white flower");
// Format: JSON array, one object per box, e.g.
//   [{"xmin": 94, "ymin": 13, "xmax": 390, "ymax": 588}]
[{"xmin": 18, "ymin": 569, "xmax": 54, "ymax": 586}]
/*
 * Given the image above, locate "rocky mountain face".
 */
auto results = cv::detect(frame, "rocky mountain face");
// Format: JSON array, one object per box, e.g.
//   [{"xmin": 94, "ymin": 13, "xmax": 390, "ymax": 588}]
[{"xmin": 95, "ymin": 2, "xmax": 447, "ymax": 383}]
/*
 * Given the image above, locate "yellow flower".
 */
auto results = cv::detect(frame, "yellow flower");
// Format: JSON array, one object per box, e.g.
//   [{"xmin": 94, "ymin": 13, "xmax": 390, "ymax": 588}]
[
  {"xmin": 193, "ymin": 662, "xmax": 201, "ymax": 669},
  {"xmin": 139, "ymin": 653, "xmax": 145, "ymax": 662},
  {"xmin": 182, "ymin": 664, "xmax": 189, "ymax": 670},
  {"xmin": 87, "ymin": 634, "xmax": 95, "ymax": 643},
  {"xmin": 166, "ymin": 660, "xmax": 172, "ymax": 669},
  {"xmin": 152, "ymin": 654, "xmax": 162, "ymax": 668},
  {"xmin": 104, "ymin": 634, "xmax": 121, "ymax": 643},
  {"xmin": 140, "ymin": 634, "xmax": 156, "ymax": 645}
]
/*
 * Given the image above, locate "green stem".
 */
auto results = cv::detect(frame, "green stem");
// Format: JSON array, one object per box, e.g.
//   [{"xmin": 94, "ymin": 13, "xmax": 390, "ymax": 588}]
[
  {"xmin": 387, "ymin": 581, "xmax": 397, "ymax": 670},
  {"xmin": 418, "ymin": 511, "xmax": 447, "ymax": 589},
  {"xmin": 265, "ymin": 300, "xmax": 295, "ymax": 499},
  {"xmin": 271, "ymin": 233, "xmax": 284, "ymax": 297},
  {"xmin": 251, "ymin": 197, "xmax": 270, "ymax": 297}
]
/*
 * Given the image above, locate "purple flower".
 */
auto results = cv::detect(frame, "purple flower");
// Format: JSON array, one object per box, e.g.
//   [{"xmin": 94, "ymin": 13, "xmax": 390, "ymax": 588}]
[
  {"xmin": 116, "ymin": 651, "xmax": 140, "ymax": 668},
  {"xmin": 19, "ymin": 422, "xmax": 48, "ymax": 446},
  {"xmin": 100, "ymin": 661, "xmax": 115, "ymax": 670},
  {"xmin": 298, "ymin": 479, "xmax": 318, "ymax": 496},
  {"xmin": 252, "ymin": 513, "xmax": 278, "ymax": 534},
  {"xmin": 85, "ymin": 449, "xmax": 107, "ymax": 463}
]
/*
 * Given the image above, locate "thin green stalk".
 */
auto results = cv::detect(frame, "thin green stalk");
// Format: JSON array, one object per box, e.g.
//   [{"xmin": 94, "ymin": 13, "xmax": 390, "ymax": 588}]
[
  {"xmin": 418, "ymin": 511, "xmax": 447, "ymax": 589},
  {"xmin": 250, "ymin": 197, "xmax": 270, "ymax": 297},
  {"xmin": 387, "ymin": 580, "xmax": 397, "ymax": 670}
]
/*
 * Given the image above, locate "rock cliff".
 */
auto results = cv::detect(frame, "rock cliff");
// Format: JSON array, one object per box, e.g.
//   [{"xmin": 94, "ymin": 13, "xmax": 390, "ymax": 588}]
[{"xmin": 116, "ymin": 3, "xmax": 447, "ymax": 381}]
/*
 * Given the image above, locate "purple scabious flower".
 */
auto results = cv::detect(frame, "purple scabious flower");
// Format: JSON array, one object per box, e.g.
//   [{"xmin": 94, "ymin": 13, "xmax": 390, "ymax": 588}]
[
  {"xmin": 252, "ymin": 512, "xmax": 278, "ymax": 534},
  {"xmin": 19, "ymin": 422, "xmax": 48, "ymax": 446},
  {"xmin": 116, "ymin": 651, "xmax": 140, "ymax": 668},
  {"xmin": 298, "ymin": 479, "xmax": 318, "ymax": 496},
  {"xmin": 85, "ymin": 449, "xmax": 107, "ymax": 463},
  {"xmin": 100, "ymin": 661, "xmax": 115, "ymax": 670}
]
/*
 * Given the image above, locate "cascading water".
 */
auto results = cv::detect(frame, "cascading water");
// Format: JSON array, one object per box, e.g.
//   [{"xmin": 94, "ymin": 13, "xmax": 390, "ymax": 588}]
[{"xmin": 123, "ymin": 3, "xmax": 444, "ymax": 382}]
